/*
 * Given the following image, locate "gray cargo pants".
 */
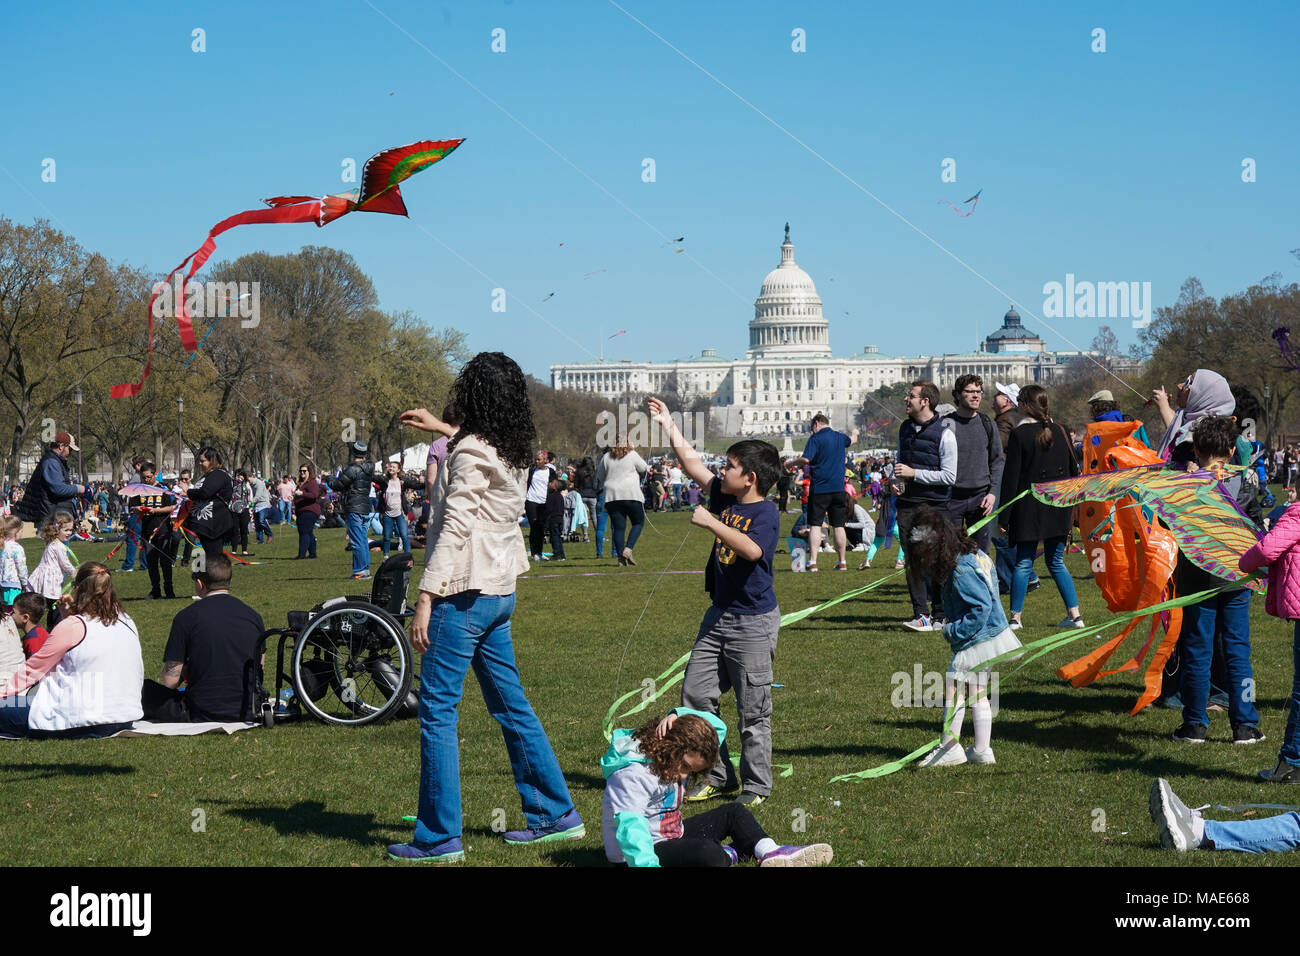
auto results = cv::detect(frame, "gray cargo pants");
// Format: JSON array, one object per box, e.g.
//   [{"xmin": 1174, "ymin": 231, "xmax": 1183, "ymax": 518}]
[{"xmin": 680, "ymin": 604, "xmax": 781, "ymax": 796}]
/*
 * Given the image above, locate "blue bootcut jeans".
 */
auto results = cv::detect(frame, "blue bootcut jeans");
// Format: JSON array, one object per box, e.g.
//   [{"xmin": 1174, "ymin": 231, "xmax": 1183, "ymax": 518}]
[
  {"xmin": 413, "ymin": 591, "xmax": 575, "ymax": 847},
  {"xmin": 381, "ymin": 513, "xmax": 409, "ymax": 555},
  {"xmin": 344, "ymin": 511, "xmax": 370, "ymax": 575},
  {"xmin": 1179, "ymin": 588, "xmax": 1259, "ymax": 730},
  {"xmin": 1010, "ymin": 537, "xmax": 1076, "ymax": 614}
]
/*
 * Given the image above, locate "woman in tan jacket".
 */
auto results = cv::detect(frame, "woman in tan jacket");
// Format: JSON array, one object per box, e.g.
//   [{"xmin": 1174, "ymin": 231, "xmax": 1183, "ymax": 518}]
[{"xmin": 387, "ymin": 352, "xmax": 582, "ymax": 863}]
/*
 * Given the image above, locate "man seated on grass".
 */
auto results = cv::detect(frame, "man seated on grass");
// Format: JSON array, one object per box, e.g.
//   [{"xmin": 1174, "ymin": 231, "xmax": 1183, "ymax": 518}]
[{"xmin": 140, "ymin": 553, "xmax": 265, "ymax": 722}]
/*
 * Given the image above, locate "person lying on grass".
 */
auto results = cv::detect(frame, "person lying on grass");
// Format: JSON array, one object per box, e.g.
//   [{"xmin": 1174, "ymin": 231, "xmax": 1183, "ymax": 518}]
[{"xmin": 602, "ymin": 708, "xmax": 832, "ymax": 867}]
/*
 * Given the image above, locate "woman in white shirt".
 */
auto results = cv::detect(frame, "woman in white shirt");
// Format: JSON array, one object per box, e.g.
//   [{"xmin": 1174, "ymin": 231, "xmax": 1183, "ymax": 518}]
[
  {"xmin": 0, "ymin": 562, "xmax": 143, "ymax": 738},
  {"xmin": 596, "ymin": 440, "xmax": 648, "ymax": 566}
]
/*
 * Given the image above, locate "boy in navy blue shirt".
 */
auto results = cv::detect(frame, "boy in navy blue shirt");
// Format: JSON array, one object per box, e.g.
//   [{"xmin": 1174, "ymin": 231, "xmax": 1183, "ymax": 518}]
[{"xmin": 648, "ymin": 397, "xmax": 783, "ymax": 805}]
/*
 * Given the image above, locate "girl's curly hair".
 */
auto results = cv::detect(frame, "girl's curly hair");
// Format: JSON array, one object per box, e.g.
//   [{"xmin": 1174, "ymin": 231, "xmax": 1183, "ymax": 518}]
[
  {"xmin": 632, "ymin": 713, "xmax": 720, "ymax": 782},
  {"xmin": 906, "ymin": 504, "xmax": 978, "ymax": 583},
  {"xmin": 446, "ymin": 352, "xmax": 536, "ymax": 470}
]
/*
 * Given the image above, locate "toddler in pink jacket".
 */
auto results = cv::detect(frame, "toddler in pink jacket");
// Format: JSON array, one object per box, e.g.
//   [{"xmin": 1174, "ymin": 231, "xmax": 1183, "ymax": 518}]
[{"xmin": 1239, "ymin": 503, "xmax": 1300, "ymax": 783}]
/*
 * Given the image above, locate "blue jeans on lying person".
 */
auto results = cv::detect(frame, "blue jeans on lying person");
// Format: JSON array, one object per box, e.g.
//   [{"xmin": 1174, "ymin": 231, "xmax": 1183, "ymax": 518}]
[
  {"xmin": 1010, "ymin": 536, "xmax": 1075, "ymax": 614},
  {"xmin": 1204, "ymin": 813, "xmax": 1300, "ymax": 853},
  {"xmin": 413, "ymin": 591, "xmax": 576, "ymax": 847}
]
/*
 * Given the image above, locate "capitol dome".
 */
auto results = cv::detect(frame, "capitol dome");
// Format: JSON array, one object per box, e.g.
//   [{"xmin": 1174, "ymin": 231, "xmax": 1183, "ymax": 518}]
[{"xmin": 747, "ymin": 224, "xmax": 831, "ymax": 359}]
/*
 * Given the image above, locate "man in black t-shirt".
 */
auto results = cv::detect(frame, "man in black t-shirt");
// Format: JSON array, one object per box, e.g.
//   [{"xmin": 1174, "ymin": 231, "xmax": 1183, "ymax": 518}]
[{"xmin": 140, "ymin": 553, "xmax": 265, "ymax": 722}]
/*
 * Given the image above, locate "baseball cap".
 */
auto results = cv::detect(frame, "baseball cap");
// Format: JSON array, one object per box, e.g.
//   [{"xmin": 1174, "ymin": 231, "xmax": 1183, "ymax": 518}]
[
  {"xmin": 54, "ymin": 431, "xmax": 79, "ymax": 451},
  {"xmin": 1087, "ymin": 389, "xmax": 1114, "ymax": 404},
  {"xmin": 994, "ymin": 382, "xmax": 1020, "ymax": 404}
]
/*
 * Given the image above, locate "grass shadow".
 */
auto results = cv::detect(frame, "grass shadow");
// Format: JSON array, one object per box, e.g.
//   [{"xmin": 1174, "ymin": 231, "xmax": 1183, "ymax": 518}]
[
  {"xmin": 216, "ymin": 799, "xmax": 390, "ymax": 846},
  {"xmin": 0, "ymin": 762, "xmax": 136, "ymax": 781}
]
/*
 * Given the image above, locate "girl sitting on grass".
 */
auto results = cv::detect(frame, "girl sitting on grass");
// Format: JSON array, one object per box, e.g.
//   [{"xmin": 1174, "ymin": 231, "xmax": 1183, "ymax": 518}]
[
  {"xmin": 601, "ymin": 708, "xmax": 833, "ymax": 867},
  {"xmin": 908, "ymin": 505, "xmax": 1023, "ymax": 768}
]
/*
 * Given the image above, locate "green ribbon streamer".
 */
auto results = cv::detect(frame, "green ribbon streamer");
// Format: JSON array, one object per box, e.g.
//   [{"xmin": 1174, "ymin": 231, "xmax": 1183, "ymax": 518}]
[
  {"xmin": 602, "ymin": 492, "xmax": 1035, "ymax": 740},
  {"xmin": 830, "ymin": 575, "xmax": 1262, "ymax": 782},
  {"xmin": 602, "ymin": 652, "xmax": 692, "ymax": 741},
  {"xmin": 777, "ymin": 491, "xmax": 1028, "ymax": 628}
]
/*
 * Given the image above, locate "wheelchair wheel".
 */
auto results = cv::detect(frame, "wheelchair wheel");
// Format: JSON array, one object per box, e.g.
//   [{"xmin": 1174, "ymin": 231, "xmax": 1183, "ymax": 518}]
[{"xmin": 290, "ymin": 599, "xmax": 414, "ymax": 726}]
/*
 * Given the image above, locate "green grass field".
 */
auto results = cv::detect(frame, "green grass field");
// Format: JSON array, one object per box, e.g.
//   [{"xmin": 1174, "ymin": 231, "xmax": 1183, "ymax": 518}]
[{"xmin": 2, "ymin": 507, "xmax": 1297, "ymax": 867}]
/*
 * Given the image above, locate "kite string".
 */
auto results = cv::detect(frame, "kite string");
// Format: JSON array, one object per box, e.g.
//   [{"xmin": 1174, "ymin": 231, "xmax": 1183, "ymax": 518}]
[{"xmin": 605, "ymin": 0, "xmax": 1147, "ymax": 406}]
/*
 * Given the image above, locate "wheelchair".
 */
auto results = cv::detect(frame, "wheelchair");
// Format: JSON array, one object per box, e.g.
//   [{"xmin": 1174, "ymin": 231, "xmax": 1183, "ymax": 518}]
[{"xmin": 256, "ymin": 552, "xmax": 418, "ymax": 728}]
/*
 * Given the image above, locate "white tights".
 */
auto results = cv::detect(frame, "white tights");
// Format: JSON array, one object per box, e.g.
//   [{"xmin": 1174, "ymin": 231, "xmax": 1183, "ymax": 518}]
[{"xmin": 942, "ymin": 671, "xmax": 993, "ymax": 753}]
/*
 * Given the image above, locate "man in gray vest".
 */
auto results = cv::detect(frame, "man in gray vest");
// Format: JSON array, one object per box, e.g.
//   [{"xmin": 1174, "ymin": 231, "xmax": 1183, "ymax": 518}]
[{"xmin": 894, "ymin": 381, "xmax": 957, "ymax": 631}]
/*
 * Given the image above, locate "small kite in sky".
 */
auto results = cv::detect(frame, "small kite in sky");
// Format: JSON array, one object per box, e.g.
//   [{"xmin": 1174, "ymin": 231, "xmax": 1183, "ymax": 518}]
[
  {"xmin": 113, "ymin": 138, "xmax": 463, "ymax": 398},
  {"xmin": 541, "ymin": 293, "xmax": 555, "ymax": 303},
  {"xmin": 661, "ymin": 236, "xmax": 684, "ymax": 247},
  {"xmin": 939, "ymin": 188, "xmax": 981, "ymax": 217},
  {"xmin": 583, "ymin": 269, "xmax": 607, "ymax": 279},
  {"xmin": 674, "ymin": 248, "xmax": 685, "ymax": 254},
  {"xmin": 1274, "ymin": 327, "xmax": 1300, "ymax": 371},
  {"xmin": 608, "ymin": 329, "xmax": 627, "ymax": 339}
]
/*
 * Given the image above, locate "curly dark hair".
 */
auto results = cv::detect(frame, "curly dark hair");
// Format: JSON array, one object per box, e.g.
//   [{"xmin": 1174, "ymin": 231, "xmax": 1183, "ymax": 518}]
[
  {"xmin": 906, "ymin": 504, "xmax": 978, "ymax": 583},
  {"xmin": 446, "ymin": 352, "xmax": 536, "ymax": 470},
  {"xmin": 632, "ymin": 713, "xmax": 720, "ymax": 783}
]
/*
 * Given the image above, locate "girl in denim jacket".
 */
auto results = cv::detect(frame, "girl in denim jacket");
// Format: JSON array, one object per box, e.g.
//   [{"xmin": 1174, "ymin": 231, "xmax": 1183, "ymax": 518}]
[{"xmin": 909, "ymin": 505, "xmax": 1022, "ymax": 768}]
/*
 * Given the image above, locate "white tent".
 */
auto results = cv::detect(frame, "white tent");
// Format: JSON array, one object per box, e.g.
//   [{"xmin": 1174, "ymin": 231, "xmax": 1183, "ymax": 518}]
[{"xmin": 388, "ymin": 442, "xmax": 430, "ymax": 472}]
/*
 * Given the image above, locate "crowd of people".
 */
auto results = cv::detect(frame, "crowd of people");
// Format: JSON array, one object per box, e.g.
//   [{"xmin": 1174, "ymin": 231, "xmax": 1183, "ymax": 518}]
[{"xmin": 3, "ymin": 358, "xmax": 1300, "ymax": 863}]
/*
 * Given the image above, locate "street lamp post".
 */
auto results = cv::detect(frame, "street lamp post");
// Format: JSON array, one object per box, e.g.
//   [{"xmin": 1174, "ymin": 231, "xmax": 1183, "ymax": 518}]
[
  {"xmin": 311, "ymin": 411, "xmax": 318, "ymax": 462},
  {"xmin": 176, "ymin": 396, "xmax": 184, "ymax": 473},
  {"xmin": 73, "ymin": 386, "xmax": 83, "ymax": 482}
]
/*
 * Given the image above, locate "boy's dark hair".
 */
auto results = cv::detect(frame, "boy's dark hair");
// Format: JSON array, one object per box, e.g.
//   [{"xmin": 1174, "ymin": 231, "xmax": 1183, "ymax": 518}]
[
  {"xmin": 726, "ymin": 439, "xmax": 782, "ymax": 495},
  {"xmin": 951, "ymin": 373, "xmax": 983, "ymax": 403},
  {"xmin": 12, "ymin": 591, "xmax": 46, "ymax": 622},
  {"xmin": 194, "ymin": 551, "xmax": 233, "ymax": 590},
  {"xmin": 1193, "ymin": 415, "xmax": 1238, "ymax": 459},
  {"xmin": 911, "ymin": 380, "xmax": 940, "ymax": 411}
]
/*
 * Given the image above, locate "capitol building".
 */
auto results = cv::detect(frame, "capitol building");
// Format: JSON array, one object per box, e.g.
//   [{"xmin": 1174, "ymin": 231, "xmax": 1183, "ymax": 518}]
[{"xmin": 550, "ymin": 225, "xmax": 1121, "ymax": 437}]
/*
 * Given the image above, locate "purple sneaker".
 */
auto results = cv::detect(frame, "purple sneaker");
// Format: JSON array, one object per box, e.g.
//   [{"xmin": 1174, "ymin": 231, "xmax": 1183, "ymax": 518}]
[
  {"xmin": 759, "ymin": 843, "xmax": 834, "ymax": 867},
  {"xmin": 502, "ymin": 808, "xmax": 585, "ymax": 845},
  {"xmin": 386, "ymin": 836, "xmax": 464, "ymax": 863},
  {"xmin": 722, "ymin": 844, "xmax": 740, "ymax": 866}
]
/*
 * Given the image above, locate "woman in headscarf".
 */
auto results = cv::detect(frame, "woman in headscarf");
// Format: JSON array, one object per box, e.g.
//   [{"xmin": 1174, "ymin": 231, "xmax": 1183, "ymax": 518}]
[{"xmin": 1151, "ymin": 369, "xmax": 1234, "ymax": 467}]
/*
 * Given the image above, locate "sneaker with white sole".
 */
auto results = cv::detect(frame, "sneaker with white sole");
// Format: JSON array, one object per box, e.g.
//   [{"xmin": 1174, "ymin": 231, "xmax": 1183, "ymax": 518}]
[
  {"xmin": 894, "ymin": 559, "xmax": 906, "ymax": 570},
  {"xmin": 1057, "ymin": 616, "xmax": 1086, "ymax": 628},
  {"xmin": 735, "ymin": 791, "xmax": 767, "ymax": 808},
  {"xmin": 903, "ymin": 615, "xmax": 934, "ymax": 632},
  {"xmin": 917, "ymin": 741, "xmax": 967, "ymax": 768},
  {"xmin": 964, "ymin": 745, "xmax": 996, "ymax": 765},
  {"xmin": 1171, "ymin": 723, "xmax": 1207, "ymax": 744},
  {"xmin": 1008, "ymin": 621, "xmax": 1023, "ymax": 631},
  {"xmin": 759, "ymin": 843, "xmax": 834, "ymax": 867},
  {"xmin": 1148, "ymin": 778, "xmax": 1203, "ymax": 852},
  {"xmin": 1232, "ymin": 725, "xmax": 1266, "ymax": 745}
]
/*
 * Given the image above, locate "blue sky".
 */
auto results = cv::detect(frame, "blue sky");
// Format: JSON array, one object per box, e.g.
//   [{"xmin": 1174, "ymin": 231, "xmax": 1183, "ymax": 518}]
[{"xmin": 3, "ymin": 0, "xmax": 1296, "ymax": 383}]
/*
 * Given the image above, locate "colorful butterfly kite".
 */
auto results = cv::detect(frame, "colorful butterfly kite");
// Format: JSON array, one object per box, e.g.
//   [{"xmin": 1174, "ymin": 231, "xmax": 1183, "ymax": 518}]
[
  {"xmin": 1274, "ymin": 327, "xmax": 1300, "ymax": 371},
  {"xmin": 1033, "ymin": 451, "xmax": 1263, "ymax": 712},
  {"xmin": 113, "ymin": 139, "xmax": 463, "ymax": 398},
  {"xmin": 939, "ymin": 188, "xmax": 981, "ymax": 217}
]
